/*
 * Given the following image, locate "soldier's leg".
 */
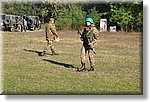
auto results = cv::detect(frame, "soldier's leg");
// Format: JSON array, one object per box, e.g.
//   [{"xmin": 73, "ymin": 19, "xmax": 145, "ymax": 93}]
[
  {"xmin": 44, "ymin": 40, "xmax": 50, "ymax": 52},
  {"xmin": 81, "ymin": 46, "xmax": 86, "ymax": 64},
  {"xmin": 18, "ymin": 25, "xmax": 21, "ymax": 32},
  {"xmin": 49, "ymin": 41, "xmax": 54, "ymax": 52},
  {"xmin": 49, "ymin": 41, "xmax": 58, "ymax": 55},
  {"xmin": 24, "ymin": 25, "xmax": 26, "ymax": 32},
  {"xmin": 41, "ymin": 40, "xmax": 50, "ymax": 56},
  {"xmin": 88, "ymin": 49, "xmax": 95, "ymax": 71},
  {"xmin": 77, "ymin": 46, "xmax": 87, "ymax": 72}
]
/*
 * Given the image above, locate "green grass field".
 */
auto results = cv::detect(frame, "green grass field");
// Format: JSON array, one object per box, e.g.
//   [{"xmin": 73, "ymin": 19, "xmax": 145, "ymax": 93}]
[{"xmin": 2, "ymin": 30, "xmax": 142, "ymax": 95}]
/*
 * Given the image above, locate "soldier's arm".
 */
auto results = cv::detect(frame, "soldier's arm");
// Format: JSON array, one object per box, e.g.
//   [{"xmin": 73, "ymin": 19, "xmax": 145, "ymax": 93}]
[
  {"xmin": 50, "ymin": 25, "xmax": 58, "ymax": 38},
  {"xmin": 91, "ymin": 27, "xmax": 99, "ymax": 45},
  {"xmin": 45, "ymin": 24, "xmax": 48, "ymax": 39},
  {"xmin": 78, "ymin": 26, "xmax": 84, "ymax": 35},
  {"xmin": 93, "ymin": 27, "xmax": 99, "ymax": 40}
]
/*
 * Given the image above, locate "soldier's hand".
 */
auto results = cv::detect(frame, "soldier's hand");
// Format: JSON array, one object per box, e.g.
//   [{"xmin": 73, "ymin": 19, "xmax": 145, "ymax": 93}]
[
  {"xmin": 88, "ymin": 43, "xmax": 93, "ymax": 48},
  {"xmin": 55, "ymin": 35, "xmax": 59, "ymax": 38},
  {"xmin": 88, "ymin": 43, "xmax": 92, "ymax": 46},
  {"xmin": 80, "ymin": 37, "xmax": 83, "ymax": 41},
  {"xmin": 55, "ymin": 37, "xmax": 59, "ymax": 42}
]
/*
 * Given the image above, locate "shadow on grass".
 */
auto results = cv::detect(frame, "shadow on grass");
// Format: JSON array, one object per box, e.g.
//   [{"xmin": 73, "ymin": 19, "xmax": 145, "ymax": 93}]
[
  {"xmin": 23, "ymin": 49, "xmax": 53, "ymax": 56},
  {"xmin": 43, "ymin": 59, "xmax": 77, "ymax": 69}
]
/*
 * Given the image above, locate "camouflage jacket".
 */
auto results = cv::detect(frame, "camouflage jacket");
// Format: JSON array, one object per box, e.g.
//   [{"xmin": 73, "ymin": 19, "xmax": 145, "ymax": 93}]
[
  {"xmin": 45, "ymin": 23, "xmax": 58, "ymax": 41},
  {"xmin": 17, "ymin": 21, "xmax": 22, "ymax": 25},
  {"xmin": 80, "ymin": 26, "xmax": 99, "ymax": 46}
]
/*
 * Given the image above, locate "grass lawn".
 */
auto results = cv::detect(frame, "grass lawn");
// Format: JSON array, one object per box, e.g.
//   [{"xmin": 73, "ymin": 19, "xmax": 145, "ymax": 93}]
[{"xmin": 2, "ymin": 30, "xmax": 142, "ymax": 95}]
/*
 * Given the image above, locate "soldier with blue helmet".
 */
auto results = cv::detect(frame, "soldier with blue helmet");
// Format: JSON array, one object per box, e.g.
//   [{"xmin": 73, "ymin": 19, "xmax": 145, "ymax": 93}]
[{"xmin": 77, "ymin": 17, "xmax": 99, "ymax": 72}]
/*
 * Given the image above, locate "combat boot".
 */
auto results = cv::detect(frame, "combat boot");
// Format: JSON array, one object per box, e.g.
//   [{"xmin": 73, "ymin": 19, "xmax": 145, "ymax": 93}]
[
  {"xmin": 52, "ymin": 51, "xmax": 58, "ymax": 55},
  {"xmin": 88, "ymin": 66, "xmax": 94, "ymax": 71},
  {"xmin": 40, "ymin": 51, "xmax": 46, "ymax": 56},
  {"xmin": 77, "ymin": 63, "xmax": 86, "ymax": 72}
]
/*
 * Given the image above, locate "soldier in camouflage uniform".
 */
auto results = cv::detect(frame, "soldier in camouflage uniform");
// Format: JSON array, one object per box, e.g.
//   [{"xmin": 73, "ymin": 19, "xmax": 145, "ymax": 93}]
[
  {"xmin": 41, "ymin": 18, "xmax": 59, "ymax": 56},
  {"xmin": 17, "ymin": 18, "xmax": 22, "ymax": 32},
  {"xmin": 77, "ymin": 18, "xmax": 99, "ymax": 72}
]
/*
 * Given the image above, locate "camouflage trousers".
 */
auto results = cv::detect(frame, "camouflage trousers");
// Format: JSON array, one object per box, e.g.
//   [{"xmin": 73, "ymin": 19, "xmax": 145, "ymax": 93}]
[
  {"xmin": 17, "ymin": 24, "xmax": 22, "ymax": 32},
  {"xmin": 80, "ymin": 45, "xmax": 95, "ymax": 67},
  {"xmin": 43, "ymin": 40, "xmax": 55, "ymax": 53}
]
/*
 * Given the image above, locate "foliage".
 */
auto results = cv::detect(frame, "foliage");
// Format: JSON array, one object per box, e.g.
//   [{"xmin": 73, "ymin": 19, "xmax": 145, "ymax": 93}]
[
  {"xmin": 109, "ymin": 2, "xmax": 143, "ymax": 32},
  {"xmin": 2, "ymin": 1, "xmax": 143, "ymax": 32}
]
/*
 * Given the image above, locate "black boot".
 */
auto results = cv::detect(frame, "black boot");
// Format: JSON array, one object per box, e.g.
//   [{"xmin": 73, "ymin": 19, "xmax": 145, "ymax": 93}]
[
  {"xmin": 77, "ymin": 63, "xmax": 86, "ymax": 72},
  {"xmin": 52, "ymin": 51, "xmax": 58, "ymax": 55},
  {"xmin": 88, "ymin": 66, "xmax": 94, "ymax": 71}
]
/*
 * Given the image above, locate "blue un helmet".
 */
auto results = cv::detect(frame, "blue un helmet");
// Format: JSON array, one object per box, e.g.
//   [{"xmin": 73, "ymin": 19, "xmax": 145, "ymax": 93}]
[{"xmin": 85, "ymin": 18, "xmax": 94, "ymax": 24}]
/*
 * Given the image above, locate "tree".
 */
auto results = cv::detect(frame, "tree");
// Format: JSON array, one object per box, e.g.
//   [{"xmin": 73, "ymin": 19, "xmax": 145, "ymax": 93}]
[
  {"xmin": 2, "ymin": 1, "xmax": 143, "ymax": 32},
  {"xmin": 109, "ymin": 2, "xmax": 143, "ymax": 32}
]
